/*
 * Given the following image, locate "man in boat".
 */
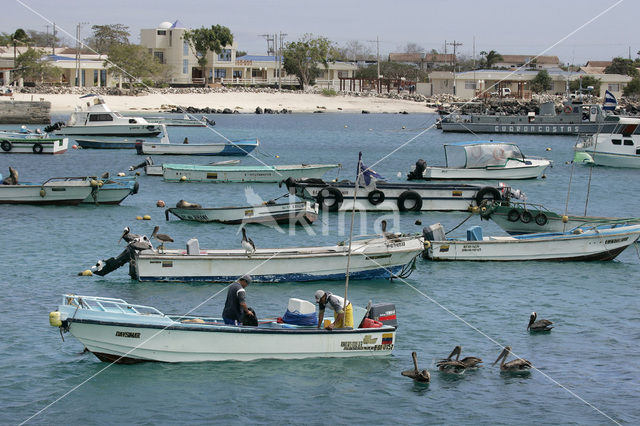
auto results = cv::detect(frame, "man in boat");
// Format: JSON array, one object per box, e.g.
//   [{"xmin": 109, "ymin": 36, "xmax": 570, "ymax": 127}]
[
  {"xmin": 222, "ymin": 275, "xmax": 255, "ymax": 325},
  {"xmin": 314, "ymin": 290, "xmax": 353, "ymax": 330}
]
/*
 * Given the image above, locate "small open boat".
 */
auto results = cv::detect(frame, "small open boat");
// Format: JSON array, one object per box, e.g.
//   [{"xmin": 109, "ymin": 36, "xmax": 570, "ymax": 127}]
[
  {"xmin": 74, "ymin": 136, "xmax": 147, "ymax": 149},
  {"xmin": 0, "ymin": 175, "xmax": 94, "ymax": 205},
  {"xmin": 136, "ymin": 127, "xmax": 259, "ymax": 156},
  {"xmin": 480, "ymin": 201, "xmax": 640, "ymax": 234},
  {"xmin": 165, "ymin": 200, "xmax": 318, "ymax": 225},
  {"xmin": 0, "ymin": 128, "xmax": 68, "ymax": 154},
  {"xmin": 423, "ymin": 222, "xmax": 640, "ymax": 261},
  {"xmin": 163, "ymin": 163, "xmax": 340, "ymax": 183},
  {"xmin": 49, "ymin": 294, "xmax": 397, "ymax": 362},
  {"xmin": 407, "ymin": 141, "xmax": 551, "ymax": 180}
]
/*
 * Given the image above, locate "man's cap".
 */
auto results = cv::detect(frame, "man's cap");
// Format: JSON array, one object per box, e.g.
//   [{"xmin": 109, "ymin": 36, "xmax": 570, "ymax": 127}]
[
  {"xmin": 240, "ymin": 274, "xmax": 252, "ymax": 284},
  {"xmin": 314, "ymin": 290, "xmax": 325, "ymax": 302}
]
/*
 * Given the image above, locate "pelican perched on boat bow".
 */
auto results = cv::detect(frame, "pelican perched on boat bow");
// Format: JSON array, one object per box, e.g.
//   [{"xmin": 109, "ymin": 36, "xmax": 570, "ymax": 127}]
[
  {"xmin": 437, "ymin": 345, "xmax": 482, "ymax": 372},
  {"xmin": 528, "ymin": 312, "xmax": 553, "ymax": 332},
  {"xmin": 381, "ymin": 220, "xmax": 400, "ymax": 240},
  {"xmin": 493, "ymin": 346, "xmax": 532, "ymax": 372},
  {"xmin": 241, "ymin": 228, "xmax": 256, "ymax": 257},
  {"xmin": 151, "ymin": 226, "xmax": 174, "ymax": 253}
]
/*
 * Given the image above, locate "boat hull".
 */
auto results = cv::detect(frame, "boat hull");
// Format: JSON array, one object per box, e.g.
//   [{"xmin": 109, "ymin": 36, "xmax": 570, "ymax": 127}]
[
  {"xmin": 56, "ymin": 125, "xmax": 161, "ymax": 137},
  {"xmin": 163, "ymin": 164, "xmax": 339, "ymax": 183},
  {"xmin": 140, "ymin": 139, "xmax": 258, "ymax": 156},
  {"xmin": 426, "ymin": 226, "xmax": 640, "ymax": 261},
  {"xmin": 132, "ymin": 237, "xmax": 423, "ymax": 282},
  {"xmin": 0, "ymin": 180, "xmax": 93, "ymax": 205},
  {"xmin": 167, "ymin": 201, "xmax": 318, "ymax": 225},
  {"xmin": 75, "ymin": 138, "xmax": 142, "ymax": 149},
  {"xmin": 423, "ymin": 160, "xmax": 550, "ymax": 180},
  {"xmin": 80, "ymin": 177, "xmax": 137, "ymax": 205},
  {"xmin": 0, "ymin": 137, "xmax": 68, "ymax": 154}
]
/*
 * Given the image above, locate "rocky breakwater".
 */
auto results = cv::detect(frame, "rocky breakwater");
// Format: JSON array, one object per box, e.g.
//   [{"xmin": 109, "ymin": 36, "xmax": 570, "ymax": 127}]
[{"xmin": 0, "ymin": 99, "xmax": 50, "ymax": 124}]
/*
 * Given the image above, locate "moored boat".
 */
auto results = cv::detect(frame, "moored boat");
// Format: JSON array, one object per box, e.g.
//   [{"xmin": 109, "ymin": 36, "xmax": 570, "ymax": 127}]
[
  {"xmin": 136, "ymin": 129, "xmax": 258, "ymax": 156},
  {"xmin": 165, "ymin": 200, "xmax": 318, "ymax": 225},
  {"xmin": 0, "ymin": 134, "xmax": 68, "ymax": 154},
  {"xmin": 0, "ymin": 175, "xmax": 94, "ymax": 205},
  {"xmin": 163, "ymin": 163, "xmax": 340, "ymax": 183},
  {"xmin": 80, "ymin": 175, "xmax": 138, "ymax": 205},
  {"xmin": 422, "ymin": 222, "xmax": 640, "ymax": 261},
  {"xmin": 407, "ymin": 141, "xmax": 551, "ymax": 180},
  {"xmin": 49, "ymin": 294, "xmax": 397, "ymax": 362},
  {"xmin": 284, "ymin": 177, "xmax": 514, "ymax": 212},
  {"xmin": 574, "ymin": 117, "xmax": 640, "ymax": 168},
  {"xmin": 142, "ymin": 114, "xmax": 210, "ymax": 127},
  {"xmin": 74, "ymin": 136, "xmax": 146, "ymax": 149}
]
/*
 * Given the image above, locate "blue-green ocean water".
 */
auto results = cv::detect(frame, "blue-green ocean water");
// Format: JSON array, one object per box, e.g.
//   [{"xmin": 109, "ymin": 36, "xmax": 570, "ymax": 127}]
[{"xmin": 1, "ymin": 112, "xmax": 639, "ymax": 425}]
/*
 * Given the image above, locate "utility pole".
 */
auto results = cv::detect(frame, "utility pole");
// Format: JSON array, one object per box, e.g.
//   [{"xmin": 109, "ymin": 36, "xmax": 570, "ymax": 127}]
[
  {"xmin": 259, "ymin": 33, "xmax": 275, "ymax": 85},
  {"xmin": 446, "ymin": 40, "xmax": 462, "ymax": 96},
  {"xmin": 367, "ymin": 36, "xmax": 381, "ymax": 92},
  {"xmin": 278, "ymin": 32, "xmax": 287, "ymax": 89},
  {"xmin": 75, "ymin": 22, "xmax": 88, "ymax": 87},
  {"xmin": 53, "ymin": 23, "xmax": 56, "ymax": 55}
]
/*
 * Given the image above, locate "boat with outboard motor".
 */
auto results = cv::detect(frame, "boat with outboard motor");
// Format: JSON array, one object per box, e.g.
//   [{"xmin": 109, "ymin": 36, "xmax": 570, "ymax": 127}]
[
  {"xmin": 407, "ymin": 141, "xmax": 551, "ymax": 180},
  {"xmin": 0, "ymin": 174, "xmax": 94, "ymax": 205},
  {"xmin": 422, "ymin": 222, "xmax": 640, "ymax": 261},
  {"xmin": 574, "ymin": 117, "xmax": 640, "ymax": 168},
  {"xmin": 283, "ymin": 177, "xmax": 515, "ymax": 212},
  {"xmin": 47, "ymin": 95, "xmax": 161, "ymax": 136},
  {"xmin": 437, "ymin": 100, "xmax": 635, "ymax": 135},
  {"xmin": 48, "ymin": 294, "xmax": 397, "ymax": 362}
]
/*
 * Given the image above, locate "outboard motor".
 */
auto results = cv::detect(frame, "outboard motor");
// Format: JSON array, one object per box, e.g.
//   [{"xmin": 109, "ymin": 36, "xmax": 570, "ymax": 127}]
[
  {"xmin": 407, "ymin": 159, "xmax": 427, "ymax": 180},
  {"xmin": 129, "ymin": 157, "xmax": 153, "ymax": 171},
  {"xmin": 91, "ymin": 236, "xmax": 153, "ymax": 276},
  {"xmin": 422, "ymin": 223, "xmax": 446, "ymax": 242},
  {"xmin": 43, "ymin": 121, "xmax": 65, "ymax": 133}
]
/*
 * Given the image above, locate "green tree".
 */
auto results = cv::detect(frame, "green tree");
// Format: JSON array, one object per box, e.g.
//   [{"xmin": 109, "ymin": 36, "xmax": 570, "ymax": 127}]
[
  {"xmin": 14, "ymin": 48, "xmax": 61, "ymax": 83},
  {"xmin": 106, "ymin": 44, "xmax": 165, "ymax": 91},
  {"xmin": 623, "ymin": 76, "xmax": 640, "ymax": 96},
  {"xmin": 604, "ymin": 57, "xmax": 638, "ymax": 77},
  {"xmin": 10, "ymin": 29, "xmax": 31, "ymax": 63},
  {"xmin": 569, "ymin": 76, "xmax": 601, "ymax": 94},
  {"xmin": 530, "ymin": 70, "xmax": 552, "ymax": 93},
  {"xmin": 86, "ymin": 24, "xmax": 130, "ymax": 55},
  {"xmin": 282, "ymin": 34, "xmax": 337, "ymax": 89},
  {"xmin": 356, "ymin": 61, "xmax": 428, "ymax": 81},
  {"xmin": 183, "ymin": 25, "xmax": 234, "ymax": 86},
  {"xmin": 26, "ymin": 29, "xmax": 60, "ymax": 48},
  {"xmin": 479, "ymin": 50, "xmax": 502, "ymax": 69}
]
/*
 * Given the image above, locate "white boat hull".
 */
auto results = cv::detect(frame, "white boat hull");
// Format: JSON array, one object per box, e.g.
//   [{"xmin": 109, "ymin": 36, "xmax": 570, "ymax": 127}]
[
  {"xmin": 167, "ymin": 201, "xmax": 318, "ymax": 224},
  {"xmin": 163, "ymin": 164, "xmax": 339, "ymax": 183},
  {"xmin": 0, "ymin": 137, "xmax": 68, "ymax": 154},
  {"xmin": 133, "ymin": 236, "xmax": 423, "ymax": 282},
  {"xmin": 56, "ymin": 125, "xmax": 161, "ymax": 136},
  {"xmin": 426, "ymin": 226, "xmax": 640, "ymax": 261},
  {"xmin": 140, "ymin": 139, "xmax": 258, "ymax": 156},
  {"xmin": 423, "ymin": 159, "xmax": 550, "ymax": 180},
  {"xmin": 0, "ymin": 180, "xmax": 93, "ymax": 205}
]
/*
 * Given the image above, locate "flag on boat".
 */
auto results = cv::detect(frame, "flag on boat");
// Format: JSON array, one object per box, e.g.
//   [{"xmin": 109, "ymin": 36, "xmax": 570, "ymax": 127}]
[
  {"xmin": 603, "ymin": 90, "xmax": 617, "ymax": 111},
  {"xmin": 356, "ymin": 152, "xmax": 384, "ymax": 190}
]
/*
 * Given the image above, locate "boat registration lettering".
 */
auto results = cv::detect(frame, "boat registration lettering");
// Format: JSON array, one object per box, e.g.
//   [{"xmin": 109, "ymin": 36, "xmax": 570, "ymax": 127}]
[
  {"xmin": 162, "ymin": 261, "xmax": 173, "ymax": 267},
  {"xmin": 385, "ymin": 241, "xmax": 405, "ymax": 248},
  {"xmin": 115, "ymin": 331, "xmax": 140, "ymax": 338},
  {"xmin": 341, "ymin": 335, "xmax": 393, "ymax": 351},
  {"xmin": 461, "ymin": 244, "xmax": 481, "ymax": 252},
  {"xmin": 604, "ymin": 237, "xmax": 628, "ymax": 244}
]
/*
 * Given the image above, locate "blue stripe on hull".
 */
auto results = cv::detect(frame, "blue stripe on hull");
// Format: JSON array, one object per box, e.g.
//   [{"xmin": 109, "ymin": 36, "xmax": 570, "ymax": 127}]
[
  {"xmin": 136, "ymin": 265, "xmax": 403, "ymax": 283},
  {"xmin": 218, "ymin": 144, "xmax": 258, "ymax": 156},
  {"xmin": 76, "ymin": 141, "xmax": 137, "ymax": 149}
]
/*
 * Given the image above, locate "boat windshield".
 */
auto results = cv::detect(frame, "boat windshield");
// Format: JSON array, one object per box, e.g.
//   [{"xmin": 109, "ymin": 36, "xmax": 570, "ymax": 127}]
[{"xmin": 445, "ymin": 143, "xmax": 524, "ymax": 168}]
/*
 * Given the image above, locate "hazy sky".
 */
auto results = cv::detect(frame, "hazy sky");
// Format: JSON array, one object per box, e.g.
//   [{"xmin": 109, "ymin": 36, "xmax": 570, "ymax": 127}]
[{"xmin": 2, "ymin": 0, "xmax": 636, "ymax": 64}]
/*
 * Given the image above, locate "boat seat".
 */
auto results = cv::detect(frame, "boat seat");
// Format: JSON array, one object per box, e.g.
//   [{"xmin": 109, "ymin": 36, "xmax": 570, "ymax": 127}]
[{"xmin": 466, "ymin": 226, "xmax": 483, "ymax": 241}]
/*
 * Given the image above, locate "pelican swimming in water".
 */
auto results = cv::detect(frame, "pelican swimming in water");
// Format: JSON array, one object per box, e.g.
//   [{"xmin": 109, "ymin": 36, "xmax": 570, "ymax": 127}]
[
  {"xmin": 527, "ymin": 312, "xmax": 553, "ymax": 332},
  {"xmin": 119, "ymin": 226, "xmax": 141, "ymax": 244},
  {"xmin": 493, "ymin": 346, "xmax": 532, "ymax": 372},
  {"xmin": 241, "ymin": 228, "xmax": 256, "ymax": 256},
  {"xmin": 151, "ymin": 225, "xmax": 174, "ymax": 253},
  {"xmin": 401, "ymin": 351, "xmax": 430, "ymax": 382},
  {"xmin": 437, "ymin": 345, "xmax": 482, "ymax": 373}
]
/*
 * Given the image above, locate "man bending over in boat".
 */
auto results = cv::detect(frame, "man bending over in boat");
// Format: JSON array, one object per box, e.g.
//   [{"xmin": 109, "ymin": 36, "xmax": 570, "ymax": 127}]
[
  {"xmin": 222, "ymin": 275, "xmax": 255, "ymax": 325},
  {"xmin": 315, "ymin": 290, "xmax": 353, "ymax": 330}
]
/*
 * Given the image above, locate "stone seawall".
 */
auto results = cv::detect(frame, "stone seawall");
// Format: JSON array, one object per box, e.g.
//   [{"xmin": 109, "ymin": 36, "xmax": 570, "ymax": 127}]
[{"xmin": 0, "ymin": 100, "xmax": 51, "ymax": 124}]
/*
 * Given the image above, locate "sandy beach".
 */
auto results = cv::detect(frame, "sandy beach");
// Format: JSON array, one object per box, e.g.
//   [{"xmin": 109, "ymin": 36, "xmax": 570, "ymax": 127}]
[{"xmin": 9, "ymin": 91, "xmax": 435, "ymax": 114}]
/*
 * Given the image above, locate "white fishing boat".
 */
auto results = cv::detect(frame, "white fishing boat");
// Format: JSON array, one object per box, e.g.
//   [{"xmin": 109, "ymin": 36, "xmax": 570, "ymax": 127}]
[
  {"xmin": 129, "ymin": 157, "xmax": 241, "ymax": 176},
  {"xmin": 48, "ymin": 95, "xmax": 161, "ymax": 136},
  {"xmin": 284, "ymin": 177, "xmax": 514, "ymax": 212},
  {"xmin": 422, "ymin": 222, "xmax": 640, "ymax": 261},
  {"xmin": 49, "ymin": 294, "xmax": 397, "ymax": 362},
  {"xmin": 163, "ymin": 163, "xmax": 340, "ymax": 183},
  {"xmin": 407, "ymin": 141, "xmax": 551, "ymax": 180},
  {"xmin": 479, "ymin": 201, "xmax": 640, "ymax": 234},
  {"xmin": 0, "ymin": 175, "xmax": 94, "ymax": 205},
  {"xmin": 80, "ymin": 175, "xmax": 138, "ymax": 205},
  {"xmin": 574, "ymin": 117, "xmax": 640, "ymax": 168},
  {"xmin": 143, "ymin": 114, "xmax": 210, "ymax": 127},
  {"xmin": 0, "ymin": 134, "xmax": 68, "ymax": 154},
  {"xmin": 136, "ymin": 126, "xmax": 259, "ymax": 156},
  {"xmin": 89, "ymin": 234, "xmax": 423, "ymax": 282},
  {"xmin": 165, "ymin": 200, "xmax": 318, "ymax": 225}
]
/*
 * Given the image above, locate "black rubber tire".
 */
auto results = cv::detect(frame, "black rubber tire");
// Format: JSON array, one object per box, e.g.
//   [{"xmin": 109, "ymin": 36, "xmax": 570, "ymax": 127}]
[
  {"xmin": 367, "ymin": 189, "xmax": 385, "ymax": 205},
  {"xmin": 316, "ymin": 187, "xmax": 343, "ymax": 212},
  {"xmin": 475, "ymin": 186, "xmax": 502, "ymax": 206},
  {"xmin": 397, "ymin": 190, "xmax": 423, "ymax": 212},
  {"xmin": 1, "ymin": 140, "xmax": 11, "ymax": 152},
  {"xmin": 507, "ymin": 208, "xmax": 521, "ymax": 222},
  {"xmin": 535, "ymin": 212, "xmax": 548, "ymax": 226},
  {"xmin": 32, "ymin": 143, "xmax": 43, "ymax": 154},
  {"xmin": 521, "ymin": 210, "xmax": 533, "ymax": 223},
  {"xmin": 132, "ymin": 181, "xmax": 139, "ymax": 194}
]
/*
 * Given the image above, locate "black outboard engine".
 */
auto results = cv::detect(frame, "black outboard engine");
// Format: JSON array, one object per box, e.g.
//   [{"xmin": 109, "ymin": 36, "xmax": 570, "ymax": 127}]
[
  {"xmin": 407, "ymin": 159, "xmax": 427, "ymax": 180},
  {"xmin": 91, "ymin": 236, "xmax": 153, "ymax": 276},
  {"xmin": 43, "ymin": 121, "xmax": 65, "ymax": 133},
  {"xmin": 129, "ymin": 157, "xmax": 153, "ymax": 171}
]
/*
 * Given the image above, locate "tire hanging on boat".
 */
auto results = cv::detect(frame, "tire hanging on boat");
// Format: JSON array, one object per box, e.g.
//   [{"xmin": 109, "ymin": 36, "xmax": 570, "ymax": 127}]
[
  {"xmin": 507, "ymin": 208, "xmax": 521, "ymax": 222},
  {"xmin": 32, "ymin": 143, "xmax": 44, "ymax": 154},
  {"xmin": 367, "ymin": 189, "xmax": 385, "ymax": 205},
  {"xmin": 316, "ymin": 187, "xmax": 343, "ymax": 212},
  {"xmin": 397, "ymin": 190, "xmax": 422, "ymax": 211},
  {"xmin": 535, "ymin": 212, "xmax": 548, "ymax": 226},
  {"xmin": 474, "ymin": 186, "xmax": 501, "ymax": 206},
  {"xmin": 520, "ymin": 210, "xmax": 533, "ymax": 223},
  {"xmin": 1, "ymin": 140, "xmax": 12, "ymax": 152}
]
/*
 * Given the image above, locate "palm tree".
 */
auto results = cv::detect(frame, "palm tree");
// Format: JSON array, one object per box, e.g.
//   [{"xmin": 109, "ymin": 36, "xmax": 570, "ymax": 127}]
[
  {"xmin": 11, "ymin": 29, "xmax": 30, "ymax": 64},
  {"xmin": 480, "ymin": 50, "xmax": 503, "ymax": 69}
]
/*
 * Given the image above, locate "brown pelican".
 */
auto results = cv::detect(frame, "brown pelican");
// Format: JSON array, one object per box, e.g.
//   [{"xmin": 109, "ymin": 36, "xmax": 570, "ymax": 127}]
[
  {"xmin": 151, "ymin": 225, "xmax": 174, "ymax": 252},
  {"xmin": 401, "ymin": 351, "xmax": 430, "ymax": 382},
  {"xmin": 493, "ymin": 346, "xmax": 532, "ymax": 372},
  {"xmin": 438, "ymin": 345, "xmax": 483, "ymax": 371},
  {"xmin": 527, "ymin": 312, "xmax": 553, "ymax": 332},
  {"xmin": 241, "ymin": 228, "xmax": 256, "ymax": 256},
  {"xmin": 381, "ymin": 220, "xmax": 400, "ymax": 240},
  {"xmin": 119, "ymin": 226, "xmax": 141, "ymax": 244}
]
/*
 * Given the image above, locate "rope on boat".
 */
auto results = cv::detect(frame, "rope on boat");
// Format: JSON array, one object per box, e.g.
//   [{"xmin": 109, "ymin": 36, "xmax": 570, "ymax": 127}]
[
  {"xmin": 391, "ymin": 255, "xmax": 417, "ymax": 280},
  {"xmin": 445, "ymin": 212, "xmax": 474, "ymax": 235}
]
